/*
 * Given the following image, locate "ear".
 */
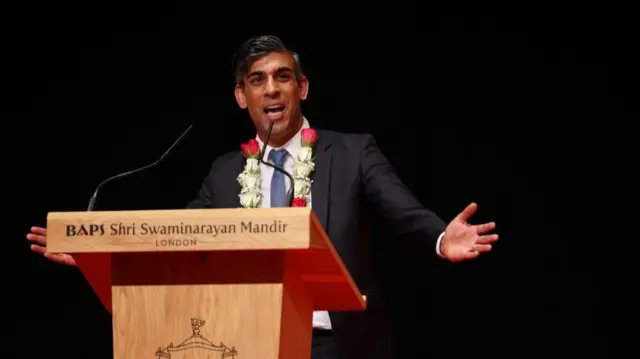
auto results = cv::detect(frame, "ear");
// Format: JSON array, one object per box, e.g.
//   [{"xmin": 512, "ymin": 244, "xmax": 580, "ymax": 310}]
[
  {"xmin": 234, "ymin": 84, "xmax": 247, "ymax": 109},
  {"xmin": 298, "ymin": 75, "xmax": 309, "ymax": 100}
]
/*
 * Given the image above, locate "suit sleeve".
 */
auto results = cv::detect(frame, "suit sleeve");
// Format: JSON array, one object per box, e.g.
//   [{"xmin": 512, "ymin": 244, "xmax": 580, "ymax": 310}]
[
  {"xmin": 359, "ymin": 134, "xmax": 446, "ymax": 255},
  {"xmin": 185, "ymin": 159, "xmax": 220, "ymax": 209}
]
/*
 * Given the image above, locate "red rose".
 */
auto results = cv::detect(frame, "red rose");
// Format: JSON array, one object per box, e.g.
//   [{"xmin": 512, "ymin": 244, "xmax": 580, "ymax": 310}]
[
  {"xmin": 301, "ymin": 128, "xmax": 318, "ymax": 147},
  {"xmin": 241, "ymin": 139, "xmax": 261, "ymax": 158},
  {"xmin": 291, "ymin": 197, "xmax": 307, "ymax": 207}
]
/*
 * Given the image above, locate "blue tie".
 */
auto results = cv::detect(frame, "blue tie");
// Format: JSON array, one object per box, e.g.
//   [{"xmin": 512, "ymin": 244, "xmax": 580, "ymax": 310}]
[{"xmin": 269, "ymin": 149, "xmax": 289, "ymax": 207}]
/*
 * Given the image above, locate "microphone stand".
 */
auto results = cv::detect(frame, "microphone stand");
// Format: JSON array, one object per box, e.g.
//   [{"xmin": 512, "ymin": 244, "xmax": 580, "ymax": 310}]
[{"xmin": 87, "ymin": 125, "xmax": 193, "ymax": 211}]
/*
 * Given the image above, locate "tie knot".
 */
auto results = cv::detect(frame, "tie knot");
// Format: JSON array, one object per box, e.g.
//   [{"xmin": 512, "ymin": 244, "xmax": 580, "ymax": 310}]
[{"xmin": 269, "ymin": 149, "xmax": 288, "ymax": 166}]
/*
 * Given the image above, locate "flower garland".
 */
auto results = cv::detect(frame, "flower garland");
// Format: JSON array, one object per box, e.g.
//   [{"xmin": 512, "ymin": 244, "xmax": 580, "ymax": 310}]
[{"xmin": 238, "ymin": 128, "xmax": 318, "ymax": 208}]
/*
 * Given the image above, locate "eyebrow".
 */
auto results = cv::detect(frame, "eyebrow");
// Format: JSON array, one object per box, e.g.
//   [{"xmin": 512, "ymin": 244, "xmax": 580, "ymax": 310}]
[{"xmin": 248, "ymin": 66, "xmax": 294, "ymax": 77}]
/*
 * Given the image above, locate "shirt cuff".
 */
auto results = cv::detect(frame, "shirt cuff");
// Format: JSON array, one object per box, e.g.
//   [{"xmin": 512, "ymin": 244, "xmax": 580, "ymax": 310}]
[{"xmin": 435, "ymin": 231, "xmax": 445, "ymax": 257}]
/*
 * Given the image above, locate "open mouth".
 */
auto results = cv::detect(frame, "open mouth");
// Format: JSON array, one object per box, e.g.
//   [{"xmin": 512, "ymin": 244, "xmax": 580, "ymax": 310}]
[{"xmin": 264, "ymin": 104, "xmax": 286, "ymax": 120}]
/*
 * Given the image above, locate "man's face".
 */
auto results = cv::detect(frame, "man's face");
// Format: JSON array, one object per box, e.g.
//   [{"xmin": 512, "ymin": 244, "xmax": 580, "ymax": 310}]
[{"xmin": 234, "ymin": 51, "xmax": 309, "ymax": 144}]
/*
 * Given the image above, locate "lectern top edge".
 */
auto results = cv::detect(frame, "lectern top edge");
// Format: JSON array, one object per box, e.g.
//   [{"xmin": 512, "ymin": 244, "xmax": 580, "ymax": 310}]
[{"xmin": 47, "ymin": 206, "xmax": 313, "ymax": 218}]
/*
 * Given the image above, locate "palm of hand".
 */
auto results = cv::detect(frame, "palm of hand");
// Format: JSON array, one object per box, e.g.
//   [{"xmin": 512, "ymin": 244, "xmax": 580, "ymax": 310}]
[{"xmin": 441, "ymin": 203, "xmax": 499, "ymax": 262}]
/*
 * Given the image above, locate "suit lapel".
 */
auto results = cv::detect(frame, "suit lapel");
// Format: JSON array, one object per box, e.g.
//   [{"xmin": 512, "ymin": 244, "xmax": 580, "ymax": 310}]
[
  {"xmin": 216, "ymin": 152, "xmax": 244, "ymax": 208},
  {"xmin": 311, "ymin": 132, "xmax": 332, "ymax": 231}
]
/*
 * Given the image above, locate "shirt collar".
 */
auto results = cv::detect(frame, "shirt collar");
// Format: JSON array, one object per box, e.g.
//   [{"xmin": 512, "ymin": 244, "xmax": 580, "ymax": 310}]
[{"xmin": 255, "ymin": 117, "xmax": 310, "ymax": 158}]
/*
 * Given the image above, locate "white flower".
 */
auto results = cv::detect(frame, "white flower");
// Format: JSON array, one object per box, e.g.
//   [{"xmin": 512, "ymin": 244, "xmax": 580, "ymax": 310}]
[
  {"xmin": 237, "ymin": 172, "xmax": 260, "ymax": 191},
  {"xmin": 293, "ymin": 161, "xmax": 315, "ymax": 178},
  {"xmin": 297, "ymin": 147, "xmax": 313, "ymax": 163},
  {"xmin": 294, "ymin": 178, "xmax": 312, "ymax": 197},
  {"xmin": 237, "ymin": 130, "xmax": 318, "ymax": 208},
  {"xmin": 244, "ymin": 158, "xmax": 259, "ymax": 173},
  {"xmin": 239, "ymin": 190, "xmax": 261, "ymax": 208}
]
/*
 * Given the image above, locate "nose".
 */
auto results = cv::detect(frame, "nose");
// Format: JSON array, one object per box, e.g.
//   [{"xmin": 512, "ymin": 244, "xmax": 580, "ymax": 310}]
[{"xmin": 264, "ymin": 77, "xmax": 279, "ymax": 97}]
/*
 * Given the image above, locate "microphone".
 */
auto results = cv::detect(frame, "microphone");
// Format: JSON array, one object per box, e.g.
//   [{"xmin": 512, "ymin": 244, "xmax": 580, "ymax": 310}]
[
  {"xmin": 258, "ymin": 121, "xmax": 295, "ymax": 207},
  {"xmin": 86, "ymin": 125, "xmax": 193, "ymax": 211}
]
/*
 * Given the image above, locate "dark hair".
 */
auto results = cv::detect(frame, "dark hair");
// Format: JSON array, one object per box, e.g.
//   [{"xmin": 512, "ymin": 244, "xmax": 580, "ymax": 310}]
[{"xmin": 231, "ymin": 35, "xmax": 303, "ymax": 85}]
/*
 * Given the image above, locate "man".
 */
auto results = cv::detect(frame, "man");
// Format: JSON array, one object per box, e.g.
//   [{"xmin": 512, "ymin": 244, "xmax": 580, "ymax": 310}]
[{"xmin": 28, "ymin": 35, "xmax": 498, "ymax": 359}]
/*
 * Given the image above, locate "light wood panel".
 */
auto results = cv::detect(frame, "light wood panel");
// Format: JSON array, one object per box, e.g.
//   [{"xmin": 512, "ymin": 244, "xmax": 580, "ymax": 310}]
[{"xmin": 110, "ymin": 251, "xmax": 312, "ymax": 359}]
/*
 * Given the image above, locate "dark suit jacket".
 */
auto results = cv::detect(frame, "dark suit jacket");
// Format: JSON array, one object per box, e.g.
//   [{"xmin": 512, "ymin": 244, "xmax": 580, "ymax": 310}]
[{"xmin": 186, "ymin": 129, "xmax": 446, "ymax": 359}]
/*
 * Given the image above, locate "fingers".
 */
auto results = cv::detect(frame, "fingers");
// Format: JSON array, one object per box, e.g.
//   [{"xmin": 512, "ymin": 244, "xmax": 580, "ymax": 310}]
[
  {"xmin": 26, "ymin": 233, "xmax": 46, "ymax": 246},
  {"xmin": 30, "ymin": 244, "xmax": 46, "ymax": 255},
  {"xmin": 44, "ymin": 253, "xmax": 76, "ymax": 266},
  {"xmin": 456, "ymin": 202, "xmax": 477, "ymax": 222},
  {"xmin": 31, "ymin": 244, "xmax": 76, "ymax": 266},
  {"xmin": 471, "ymin": 244, "xmax": 492, "ymax": 253},
  {"xmin": 30, "ymin": 234, "xmax": 77, "ymax": 266},
  {"xmin": 30, "ymin": 226, "xmax": 47, "ymax": 235},
  {"xmin": 27, "ymin": 226, "xmax": 48, "ymax": 246},
  {"xmin": 474, "ymin": 222, "xmax": 496, "ymax": 234},
  {"xmin": 476, "ymin": 234, "xmax": 499, "ymax": 244}
]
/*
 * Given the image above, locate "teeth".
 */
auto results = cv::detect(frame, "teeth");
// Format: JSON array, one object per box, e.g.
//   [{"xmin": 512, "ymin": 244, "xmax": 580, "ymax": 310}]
[{"xmin": 265, "ymin": 105, "xmax": 284, "ymax": 113}]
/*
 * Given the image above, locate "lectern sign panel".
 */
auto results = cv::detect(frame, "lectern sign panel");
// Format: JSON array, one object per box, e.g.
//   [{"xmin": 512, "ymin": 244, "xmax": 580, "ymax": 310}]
[{"xmin": 46, "ymin": 208, "xmax": 322, "ymax": 253}]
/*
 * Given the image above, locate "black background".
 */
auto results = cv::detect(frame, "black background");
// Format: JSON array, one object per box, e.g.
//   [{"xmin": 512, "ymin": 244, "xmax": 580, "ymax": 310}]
[{"xmin": 6, "ymin": 3, "xmax": 635, "ymax": 358}]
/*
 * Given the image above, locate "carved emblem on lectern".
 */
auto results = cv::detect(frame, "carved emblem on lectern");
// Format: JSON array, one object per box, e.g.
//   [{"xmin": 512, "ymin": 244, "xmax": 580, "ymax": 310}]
[{"xmin": 155, "ymin": 318, "xmax": 238, "ymax": 358}]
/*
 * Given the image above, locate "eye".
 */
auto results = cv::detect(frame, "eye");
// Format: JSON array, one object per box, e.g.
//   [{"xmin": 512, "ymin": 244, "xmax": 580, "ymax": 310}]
[
  {"xmin": 277, "ymin": 72, "xmax": 292, "ymax": 81},
  {"xmin": 249, "ymin": 76, "xmax": 264, "ymax": 86}
]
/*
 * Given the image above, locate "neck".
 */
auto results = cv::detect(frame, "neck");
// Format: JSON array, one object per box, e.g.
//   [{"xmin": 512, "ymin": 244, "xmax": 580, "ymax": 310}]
[{"xmin": 260, "ymin": 117, "xmax": 303, "ymax": 147}]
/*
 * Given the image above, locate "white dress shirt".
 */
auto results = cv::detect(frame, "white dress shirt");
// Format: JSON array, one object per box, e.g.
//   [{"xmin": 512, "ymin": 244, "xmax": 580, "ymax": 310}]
[{"xmin": 255, "ymin": 117, "xmax": 446, "ymax": 330}]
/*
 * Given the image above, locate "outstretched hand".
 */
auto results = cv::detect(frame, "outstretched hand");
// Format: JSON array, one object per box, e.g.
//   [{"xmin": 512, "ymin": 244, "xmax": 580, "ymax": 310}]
[
  {"xmin": 27, "ymin": 226, "xmax": 76, "ymax": 266},
  {"xmin": 440, "ymin": 203, "xmax": 499, "ymax": 262}
]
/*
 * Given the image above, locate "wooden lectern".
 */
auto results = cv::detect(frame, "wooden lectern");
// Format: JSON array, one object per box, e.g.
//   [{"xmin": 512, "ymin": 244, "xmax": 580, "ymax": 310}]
[{"xmin": 46, "ymin": 207, "xmax": 366, "ymax": 359}]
